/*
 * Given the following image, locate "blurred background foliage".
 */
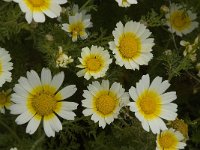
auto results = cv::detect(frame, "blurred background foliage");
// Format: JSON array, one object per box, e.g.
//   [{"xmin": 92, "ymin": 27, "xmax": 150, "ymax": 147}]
[{"xmin": 0, "ymin": 0, "xmax": 200, "ymax": 149}]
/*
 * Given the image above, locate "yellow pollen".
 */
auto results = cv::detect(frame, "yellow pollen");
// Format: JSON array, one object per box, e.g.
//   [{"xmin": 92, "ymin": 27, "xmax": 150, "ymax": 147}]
[
  {"xmin": 159, "ymin": 132, "xmax": 178, "ymax": 148},
  {"xmin": 119, "ymin": 33, "xmax": 141, "ymax": 59},
  {"xmin": 95, "ymin": 93, "xmax": 116, "ymax": 115},
  {"xmin": 70, "ymin": 22, "xmax": 84, "ymax": 36},
  {"xmin": 137, "ymin": 90, "xmax": 161, "ymax": 119},
  {"xmin": 31, "ymin": 90, "xmax": 57, "ymax": 116},
  {"xmin": 28, "ymin": 0, "xmax": 45, "ymax": 7},
  {"xmin": 86, "ymin": 57, "xmax": 102, "ymax": 71},
  {"xmin": 171, "ymin": 11, "xmax": 190, "ymax": 30}
]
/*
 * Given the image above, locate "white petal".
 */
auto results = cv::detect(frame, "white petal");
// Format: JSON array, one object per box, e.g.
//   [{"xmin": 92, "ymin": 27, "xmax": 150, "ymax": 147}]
[
  {"xmin": 15, "ymin": 111, "xmax": 34, "ymax": 125},
  {"xmin": 43, "ymin": 119, "xmax": 55, "ymax": 137},
  {"xmin": 41, "ymin": 68, "xmax": 52, "ymax": 85},
  {"xmin": 56, "ymin": 85, "xmax": 77, "ymax": 100},
  {"xmin": 56, "ymin": 110, "xmax": 76, "ymax": 120},
  {"xmin": 51, "ymin": 71, "xmax": 64, "ymax": 91},
  {"xmin": 161, "ymin": 92, "xmax": 177, "ymax": 104},
  {"xmin": 60, "ymin": 102, "xmax": 78, "ymax": 111},
  {"xmin": 129, "ymin": 86, "xmax": 138, "ymax": 101},
  {"xmin": 33, "ymin": 11, "xmax": 45, "ymax": 23},
  {"xmin": 141, "ymin": 120, "xmax": 150, "ymax": 132},
  {"xmin": 82, "ymin": 109, "xmax": 93, "ymax": 116},
  {"xmin": 48, "ymin": 114, "xmax": 62, "ymax": 132},
  {"xmin": 26, "ymin": 115, "xmax": 41, "ymax": 134}
]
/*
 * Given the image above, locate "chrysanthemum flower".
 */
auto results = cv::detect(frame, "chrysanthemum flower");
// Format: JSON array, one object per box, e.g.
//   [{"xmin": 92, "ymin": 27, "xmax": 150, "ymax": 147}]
[
  {"xmin": 0, "ymin": 47, "xmax": 13, "ymax": 87},
  {"xmin": 128, "ymin": 74, "xmax": 178, "ymax": 134},
  {"xmin": 10, "ymin": 68, "xmax": 78, "ymax": 137},
  {"xmin": 13, "ymin": 0, "xmax": 67, "ymax": 23},
  {"xmin": 82, "ymin": 80, "xmax": 129, "ymax": 128},
  {"xmin": 0, "ymin": 89, "xmax": 12, "ymax": 114},
  {"xmin": 165, "ymin": 3, "xmax": 199, "ymax": 36},
  {"xmin": 156, "ymin": 128, "xmax": 186, "ymax": 150},
  {"xmin": 115, "ymin": 0, "xmax": 137, "ymax": 7},
  {"xmin": 61, "ymin": 6, "xmax": 92, "ymax": 42},
  {"xmin": 109, "ymin": 21, "xmax": 154, "ymax": 70},
  {"xmin": 76, "ymin": 45, "xmax": 112, "ymax": 80}
]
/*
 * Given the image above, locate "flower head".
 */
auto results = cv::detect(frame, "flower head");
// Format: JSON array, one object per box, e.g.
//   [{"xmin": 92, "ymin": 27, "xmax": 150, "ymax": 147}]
[
  {"xmin": 10, "ymin": 68, "xmax": 78, "ymax": 137},
  {"xmin": 169, "ymin": 118, "xmax": 189, "ymax": 140},
  {"xmin": 156, "ymin": 128, "xmax": 186, "ymax": 150},
  {"xmin": 61, "ymin": 4, "xmax": 92, "ymax": 42},
  {"xmin": 128, "ymin": 74, "xmax": 178, "ymax": 134},
  {"xmin": 82, "ymin": 80, "xmax": 129, "ymax": 128},
  {"xmin": 115, "ymin": 0, "xmax": 138, "ymax": 7},
  {"xmin": 0, "ymin": 47, "xmax": 13, "ymax": 87},
  {"xmin": 165, "ymin": 3, "xmax": 199, "ymax": 36},
  {"xmin": 13, "ymin": 0, "xmax": 67, "ymax": 23},
  {"xmin": 0, "ymin": 89, "xmax": 12, "ymax": 114},
  {"xmin": 76, "ymin": 45, "xmax": 112, "ymax": 80},
  {"xmin": 109, "ymin": 21, "xmax": 154, "ymax": 70},
  {"xmin": 181, "ymin": 36, "xmax": 199, "ymax": 62},
  {"xmin": 56, "ymin": 46, "xmax": 74, "ymax": 68}
]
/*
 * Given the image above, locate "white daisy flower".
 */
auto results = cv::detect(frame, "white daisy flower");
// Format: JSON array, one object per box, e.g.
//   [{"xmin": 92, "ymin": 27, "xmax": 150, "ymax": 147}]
[
  {"xmin": 82, "ymin": 80, "xmax": 130, "ymax": 128},
  {"xmin": 128, "ymin": 74, "xmax": 178, "ymax": 134},
  {"xmin": 165, "ymin": 3, "xmax": 199, "ymax": 36},
  {"xmin": 109, "ymin": 21, "xmax": 155, "ymax": 70},
  {"xmin": 10, "ymin": 68, "xmax": 78, "ymax": 137},
  {"xmin": 156, "ymin": 128, "xmax": 186, "ymax": 150},
  {"xmin": 76, "ymin": 45, "xmax": 112, "ymax": 80},
  {"xmin": 115, "ymin": 0, "xmax": 138, "ymax": 7},
  {"xmin": 0, "ymin": 47, "xmax": 13, "ymax": 87},
  {"xmin": 61, "ymin": 7, "xmax": 93, "ymax": 42},
  {"xmin": 13, "ymin": 0, "xmax": 67, "ymax": 23},
  {"xmin": 0, "ymin": 89, "xmax": 12, "ymax": 114}
]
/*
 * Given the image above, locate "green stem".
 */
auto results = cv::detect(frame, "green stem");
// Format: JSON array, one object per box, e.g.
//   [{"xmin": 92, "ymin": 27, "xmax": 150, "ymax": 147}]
[
  {"xmin": 80, "ymin": 0, "xmax": 92, "ymax": 11},
  {"xmin": 186, "ymin": 71, "xmax": 200, "ymax": 83},
  {"xmin": 30, "ymin": 134, "xmax": 45, "ymax": 150},
  {"xmin": 0, "ymin": 120, "xmax": 20, "ymax": 142}
]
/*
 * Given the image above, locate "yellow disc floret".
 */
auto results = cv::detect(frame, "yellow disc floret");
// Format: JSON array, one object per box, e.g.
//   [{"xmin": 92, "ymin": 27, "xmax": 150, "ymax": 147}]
[
  {"xmin": 95, "ymin": 91, "xmax": 117, "ymax": 116},
  {"xmin": 137, "ymin": 90, "xmax": 161, "ymax": 119},
  {"xmin": 29, "ymin": 86, "xmax": 59, "ymax": 116},
  {"xmin": 86, "ymin": 56, "xmax": 102, "ymax": 72},
  {"xmin": 119, "ymin": 32, "xmax": 141, "ymax": 59},
  {"xmin": 158, "ymin": 131, "xmax": 178, "ymax": 149},
  {"xmin": 170, "ymin": 11, "xmax": 191, "ymax": 31}
]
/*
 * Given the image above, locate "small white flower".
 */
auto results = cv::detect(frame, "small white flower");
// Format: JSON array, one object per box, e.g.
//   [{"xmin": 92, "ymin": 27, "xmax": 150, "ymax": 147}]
[
  {"xmin": 76, "ymin": 45, "xmax": 112, "ymax": 80},
  {"xmin": 10, "ymin": 147, "xmax": 17, "ymax": 150},
  {"xmin": 82, "ymin": 80, "xmax": 130, "ymax": 128},
  {"xmin": 0, "ymin": 47, "xmax": 13, "ymax": 87},
  {"xmin": 156, "ymin": 128, "xmax": 186, "ymax": 150},
  {"xmin": 61, "ymin": 4, "xmax": 92, "ymax": 42},
  {"xmin": 115, "ymin": 0, "xmax": 138, "ymax": 7},
  {"xmin": 10, "ymin": 68, "xmax": 78, "ymax": 137},
  {"xmin": 56, "ymin": 46, "xmax": 73, "ymax": 68},
  {"xmin": 13, "ymin": 0, "xmax": 67, "ymax": 23},
  {"xmin": 165, "ymin": 3, "xmax": 199, "ymax": 36},
  {"xmin": 109, "ymin": 21, "xmax": 155, "ymax": 70},
  {"xmin": 128, "ymin": 74, "xmax": 178, "ymax": 134}
]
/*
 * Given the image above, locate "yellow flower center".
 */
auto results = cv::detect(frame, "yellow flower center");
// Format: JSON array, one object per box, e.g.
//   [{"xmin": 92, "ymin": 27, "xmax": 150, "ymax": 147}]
[
  {"xmin": 170, "ymin": 11, "xmax": 191, "ymax": 31},
  {"xmin": 137, "ymin": 90, "xmax": 161, "ymax": 119},
  {"xmin": 119, "ymin": 32, "xmax": 141, "ymax": 59},
  {"xmin": 28, "ymin": 0, "xmax": 45, "ymax": 7},
  {"xmin": 25, "ymin": 0, "xmax": 50, "ymax": 11},
  {"xmin": 159, "ymin": 131, "xmax": 178, "ymax": 149},
  {"xmin": 29, "ymin": 86, "xmax": 60, "ymax": 116},
  {"xmin": 0, "ymin": 93, "xmax": 7, "ymax": 105},
  {"xmin": 86, "ymin": 57, "xmax": 102, "ymax": 72},
  {"xmin": 70, "ymin": 22, "xmax": 84, "ymax": 37},
  {"xmin": 95, "ymin": 92, "xmax": 117, "ymax": 116}
]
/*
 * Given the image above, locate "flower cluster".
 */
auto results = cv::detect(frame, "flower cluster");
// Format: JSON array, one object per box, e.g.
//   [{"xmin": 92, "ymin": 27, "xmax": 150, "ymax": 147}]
[{"xmin": 1, "ymin": 0, "xmax": 199, "ymax": 149}]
